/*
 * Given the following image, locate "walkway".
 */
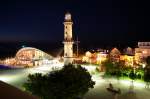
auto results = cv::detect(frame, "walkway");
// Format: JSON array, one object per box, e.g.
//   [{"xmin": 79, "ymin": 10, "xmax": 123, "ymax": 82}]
[{"xmin": 85, "ymin": 74, "xmax": 150, "ymax": 99}]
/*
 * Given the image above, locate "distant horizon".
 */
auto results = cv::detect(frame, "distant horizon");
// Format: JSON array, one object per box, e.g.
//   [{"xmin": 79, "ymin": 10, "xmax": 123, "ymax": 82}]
[{"xmin": 0, "ymin": 40, "xmax": 141, "ymax": 59}]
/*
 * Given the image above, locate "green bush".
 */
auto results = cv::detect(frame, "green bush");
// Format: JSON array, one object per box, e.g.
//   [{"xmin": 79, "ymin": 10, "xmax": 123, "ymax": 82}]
[{"xmin": 24, "ymin": 64, "xmax": 95, "ymax": 99}]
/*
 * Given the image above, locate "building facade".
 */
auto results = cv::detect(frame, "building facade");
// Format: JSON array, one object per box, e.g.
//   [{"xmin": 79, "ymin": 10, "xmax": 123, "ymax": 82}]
[
  {"xmin": 15, "ymin": 47, "xmax": 53, "ymax": 67},
  {"xmin": 135, "ymin": 42, "xmax": 150, "ymax": 64},
  {"xmin": 109, "ymin": 48, "xmax": 121, "ymax": 62}
]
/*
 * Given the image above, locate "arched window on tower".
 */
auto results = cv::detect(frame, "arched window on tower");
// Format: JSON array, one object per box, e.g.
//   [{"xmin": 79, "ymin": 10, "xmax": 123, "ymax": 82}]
[
  {"xmin": 65, "ymin": 32, "xmax": 68, "ymax": 40},
  {"xmin": 65, "ymin": 53, "xmax": 67, "ymax": 57}
]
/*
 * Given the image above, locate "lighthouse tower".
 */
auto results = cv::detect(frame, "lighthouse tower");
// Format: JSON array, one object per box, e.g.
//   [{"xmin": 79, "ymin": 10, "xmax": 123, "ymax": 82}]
[{"xmin": 63, "ymin": 12, "xmax": 74, "ymax": 65}]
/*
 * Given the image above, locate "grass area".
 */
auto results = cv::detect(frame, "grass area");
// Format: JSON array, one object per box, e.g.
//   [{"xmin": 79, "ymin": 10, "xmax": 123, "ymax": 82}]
[{"xmin": 102, "ymin": 72, "xmax": 145, "ymax": 83}]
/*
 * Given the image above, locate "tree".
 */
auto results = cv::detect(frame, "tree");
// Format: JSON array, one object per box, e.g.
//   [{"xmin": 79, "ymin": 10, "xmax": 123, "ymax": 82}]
[
  {"xmin": 135, "ymin": 69, "xmax": 144, "ymax": 80},
  {"xmin": 114, "ymin": 62, "xmax": 124, "ymax": 83},
  {"xmin": 102, "ymin": 59, "xmax": 114, "ymax": 75},
  {"xmin": 146, "ymin": 56, "xmax": 150, "ymax": 65},
  {"xmin": 129, "ymin": 70, "xmax": 136, "ymax": 86},
  {"xmin": 144, "ymin": 56, "xmax": 150, "ymax": 88},
  {"xmin": 144, "ymin": 67, "xmax": 150, "ymax": 88},
  {"xmin": 116, "ymin": 69, "xmax": 122, "ymax": 83},
  {"xmin": 122, "ymin": 67, "xmax": 132, "ymax": 77},
  {"xmin": 23, "ymin": 64, "xmax": 95, "ymax": 99}
]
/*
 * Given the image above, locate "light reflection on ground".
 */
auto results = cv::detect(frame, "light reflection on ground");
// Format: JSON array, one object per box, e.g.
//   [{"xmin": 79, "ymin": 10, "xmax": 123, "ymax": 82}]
[
  {"xmin": 85, "ymin": 74, "xmax": 150, "ymax": 99},
  {"xmin": 0, "ymin": 64, "xmax": 150, "ymax": 99},
  {"xmin": 0, "ymin": 62, "xmax": 63, "ymax": 88}
]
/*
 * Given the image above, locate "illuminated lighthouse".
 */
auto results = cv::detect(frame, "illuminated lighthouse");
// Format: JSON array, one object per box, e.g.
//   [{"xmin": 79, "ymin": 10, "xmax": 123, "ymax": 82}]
[{"xmin": 63, "ymin": 12, "xmax": 74, "ymax": 65}]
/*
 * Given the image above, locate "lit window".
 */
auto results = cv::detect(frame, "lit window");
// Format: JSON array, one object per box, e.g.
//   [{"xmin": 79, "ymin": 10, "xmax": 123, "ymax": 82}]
[{"xmin": 143, "ymin": 51, "xmax": 147, "ymax": 54}]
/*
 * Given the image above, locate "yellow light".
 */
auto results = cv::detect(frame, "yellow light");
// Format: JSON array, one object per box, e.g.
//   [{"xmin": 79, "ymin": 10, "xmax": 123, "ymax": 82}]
[
  {"xmin": 85, "ymin": 51, "xmax": 92, "ymax": 57},
  {"xmin": 142, "ymin": 64, "xmax": 146, "ymax": 68},
  {"xmin": 143, "ymin": 51, "xmax": 147, "ymax": 54}
]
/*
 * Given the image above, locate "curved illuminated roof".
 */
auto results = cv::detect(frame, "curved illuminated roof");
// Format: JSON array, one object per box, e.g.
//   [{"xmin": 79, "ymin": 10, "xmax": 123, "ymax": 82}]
[{"xmin": 16, "ymin": 47, "xmax": 53, "ymax": 60}]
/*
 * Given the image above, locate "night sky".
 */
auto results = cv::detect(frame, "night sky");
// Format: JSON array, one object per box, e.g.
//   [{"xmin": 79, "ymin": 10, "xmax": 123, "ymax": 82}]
[{"xmin": 0, "ymin": 0, "xmax": 150, "ymax": 54}]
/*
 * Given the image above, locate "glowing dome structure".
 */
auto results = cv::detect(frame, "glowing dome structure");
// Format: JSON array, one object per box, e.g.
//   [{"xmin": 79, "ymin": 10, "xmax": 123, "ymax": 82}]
[{"xmin": 15, "ymin": 47, "xmax": 53, "ymax": 67}]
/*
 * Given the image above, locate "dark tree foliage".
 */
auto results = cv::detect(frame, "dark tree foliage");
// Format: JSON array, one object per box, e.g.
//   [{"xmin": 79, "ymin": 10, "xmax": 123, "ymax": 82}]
[
  {"xmin": 102, "ymin": 59, "xmax": 114, "ymax": 75},
  {"xmin": 129, "ymin": 70, "xmax": 136, "ymax": 81},
  {"xmin": 144, "ymin": 56, "xmax": 150, "ymax": 88},
  {"xmin": 102, "ymin": 60, "xmax": 124, "ymax": 78},
  {"xmin": 116, "ymin": 69, "xmax": 122, "ymax": 80},
  {"xmin": 144, "ymin": 68, "xmax": 150, "ymax": 83},
  {"xmin": 144, "ymin": 67, "xmax": 150, "ymax": 88},
  {"xmin": 23, "ymin": 64, "xmax": 95, "ymax": 99},
  {"xmin": 146, "ymin": 56, "xmax": 150, "ymax": 65}
]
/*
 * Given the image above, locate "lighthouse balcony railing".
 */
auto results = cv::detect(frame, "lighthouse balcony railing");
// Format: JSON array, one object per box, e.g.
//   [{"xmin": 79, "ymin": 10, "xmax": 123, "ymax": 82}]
[{"xmin": 63, "ymin": 39, "xmax": 74, "ymax": 43}]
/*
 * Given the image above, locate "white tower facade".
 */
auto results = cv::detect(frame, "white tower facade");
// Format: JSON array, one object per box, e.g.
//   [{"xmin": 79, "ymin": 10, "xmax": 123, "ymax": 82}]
[{"xmin": 63, "ymin": 13, "xmax": 74, "ymax": 65}]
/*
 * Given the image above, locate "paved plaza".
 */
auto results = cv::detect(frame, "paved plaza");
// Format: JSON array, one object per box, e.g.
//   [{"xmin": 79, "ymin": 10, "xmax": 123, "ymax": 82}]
[
  {"xmin": 0, "ymin": 66, "xmax": 150, "ymax": 99},
  {"xmin": 85, "ymin": 75, "xmax": 150, "ymax": 99}
]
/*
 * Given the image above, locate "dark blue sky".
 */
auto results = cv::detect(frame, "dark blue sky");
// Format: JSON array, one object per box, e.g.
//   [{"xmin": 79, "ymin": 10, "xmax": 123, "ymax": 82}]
[{"xmin": 0, "ymin": 0, "xmax": 149, "ymax": 47}]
